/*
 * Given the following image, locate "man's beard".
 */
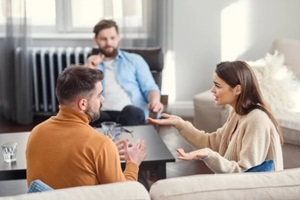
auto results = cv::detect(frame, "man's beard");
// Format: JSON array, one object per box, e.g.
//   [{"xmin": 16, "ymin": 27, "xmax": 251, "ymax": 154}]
[
  {"xmin": 101, "ymin": 46, "xmax": 118, "ymax": 58},
  {"xmin": 85, "ymin": 105, "xmax": 100, "ymax": 123}
]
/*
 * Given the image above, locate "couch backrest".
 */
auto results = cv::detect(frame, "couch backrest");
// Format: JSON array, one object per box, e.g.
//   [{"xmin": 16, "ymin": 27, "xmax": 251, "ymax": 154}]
[
  {"xmin": 150, "ymin": 168, "xmax": 300, "ymax": 200},
  {"xmin": 270, "ymin": 38, "xmax": 300, "ymax": 78},
  {"xmin": 0, "ymin": 181, "xmax": 150, "ymax": 200}
]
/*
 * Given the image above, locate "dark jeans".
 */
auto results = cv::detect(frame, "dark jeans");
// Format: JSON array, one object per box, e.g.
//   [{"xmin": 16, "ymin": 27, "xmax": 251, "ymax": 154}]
[{"xmin": 90, "ymin": 105, "xmax": 145, "ymax": 127}]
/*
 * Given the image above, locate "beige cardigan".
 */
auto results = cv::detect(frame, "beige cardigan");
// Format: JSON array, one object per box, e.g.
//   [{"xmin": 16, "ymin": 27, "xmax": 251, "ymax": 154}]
[{"xmin": 175, "ymin": 109, "xmax": 283, "ymax": 173}]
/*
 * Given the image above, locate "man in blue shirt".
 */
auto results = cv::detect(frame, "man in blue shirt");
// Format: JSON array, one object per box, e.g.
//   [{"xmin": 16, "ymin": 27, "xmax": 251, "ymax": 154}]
[{"xmin": 88, "ymin": 19, "xmax": 164, "ymax": 126}]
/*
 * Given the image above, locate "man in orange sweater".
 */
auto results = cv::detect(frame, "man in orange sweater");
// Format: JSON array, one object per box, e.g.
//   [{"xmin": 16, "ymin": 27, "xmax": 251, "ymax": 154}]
[{"xmin": 26, "ymin": 65, "xmax": 146, "ymax": 189}]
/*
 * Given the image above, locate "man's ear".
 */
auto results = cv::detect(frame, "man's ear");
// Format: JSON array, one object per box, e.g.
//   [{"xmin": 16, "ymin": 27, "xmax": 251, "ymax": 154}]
[
  {"xmin": 78, "ymin": 98, "xmax": 88, "ymax": 111},
  {"xmin": 235, "ymin": 85, "xmax": 242, "ymax": 95}
]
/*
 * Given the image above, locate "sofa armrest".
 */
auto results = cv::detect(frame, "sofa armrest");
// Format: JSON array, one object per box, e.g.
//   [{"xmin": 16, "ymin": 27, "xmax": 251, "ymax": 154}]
[{"xmin": 193, "ymin": 90, "xmax": 230, "ymax": 132}]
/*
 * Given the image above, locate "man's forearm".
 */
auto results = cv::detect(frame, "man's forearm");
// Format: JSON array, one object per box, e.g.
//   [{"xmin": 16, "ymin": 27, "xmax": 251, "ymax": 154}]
[{"xmin": 148, "ymin": 90, "xmax": 160, "ymax": 103}]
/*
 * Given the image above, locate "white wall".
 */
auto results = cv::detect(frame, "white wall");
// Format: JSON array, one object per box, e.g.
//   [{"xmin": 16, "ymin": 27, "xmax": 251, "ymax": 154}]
[{"xmin": 169, "ymin": 0, "xmax": 300, "ymax": 117}]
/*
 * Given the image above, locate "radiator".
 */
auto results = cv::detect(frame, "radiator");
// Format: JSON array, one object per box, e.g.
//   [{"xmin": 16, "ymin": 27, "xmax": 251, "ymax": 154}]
[{"xmin": 29, "ymin": 47, "xmax": 92, "ymax": 116}]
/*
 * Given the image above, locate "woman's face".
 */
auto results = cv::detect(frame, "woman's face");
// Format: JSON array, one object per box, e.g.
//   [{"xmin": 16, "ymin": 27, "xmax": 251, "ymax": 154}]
[{"xmin": 211, "ymin": 72, "xmax": 240, "ymax": 107}]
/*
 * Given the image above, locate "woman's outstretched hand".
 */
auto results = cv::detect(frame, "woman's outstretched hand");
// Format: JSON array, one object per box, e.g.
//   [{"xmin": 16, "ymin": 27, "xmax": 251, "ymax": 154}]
[
  {"xmin": 147, "ymin": 113, "xmax": 183, "ymax": 126},
  {"xmin": 176, "ymin": 148, "xmax": 209, "ymax": 160}
]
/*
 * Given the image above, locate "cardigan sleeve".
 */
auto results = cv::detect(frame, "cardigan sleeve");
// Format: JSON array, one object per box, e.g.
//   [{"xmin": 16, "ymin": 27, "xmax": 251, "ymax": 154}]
[
  {"xmin": 202, "ymin": 110, "xmax": 276, "ymax": 173},
  {"xmin": 174, "ymin": 120, "xmax": 226, "ymax": 152}
]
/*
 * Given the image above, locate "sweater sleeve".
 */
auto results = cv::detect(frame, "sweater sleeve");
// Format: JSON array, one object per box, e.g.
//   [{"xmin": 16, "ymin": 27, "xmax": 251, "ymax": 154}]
[
  {"xmin": 175, "ymin": 120, "xmax": 226, "ymax": 152},
  {"xmin": 95, "ymin": 139, "xmax": 138, "ymax": 183},
  {"xmin": 202, "ymin": 110, "xmax": 275, "ymax": 173}
]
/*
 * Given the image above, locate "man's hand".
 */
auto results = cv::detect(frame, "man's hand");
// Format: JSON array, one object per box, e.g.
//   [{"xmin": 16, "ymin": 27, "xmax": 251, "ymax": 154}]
[
  {"xmin": 114, "ymin": 139, "xmax": 132, "ymax": 161},
  {"xmin": 87, "ymin": 54, "xmax": 105, "ymax": 68},
  {"xmin": 124, "ymin": 139, "xmax": 147, "ymax": 166},
  {"xmin": 147, "ymin": 90, "xmax": 164, "ymax": 113},
  {"xmin": 148, "ymin": 100, "xmax": 164, "ymax": 113}
]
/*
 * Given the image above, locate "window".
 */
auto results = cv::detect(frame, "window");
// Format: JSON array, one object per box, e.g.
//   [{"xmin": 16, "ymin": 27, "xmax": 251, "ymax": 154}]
[
  {"xmin": 70, "ymin": 0, "xmax": 144, "ymax": 33},
  {"xmin": 71, "ymin": 0, "xmax": 143, "ymax": 30},
  {"xmin": 0, "ymin": 0, "xmax": 56, "ymax": 32},
  {"xmin": 0, "ymin": 2, "xmax": 5, "ymax": 25},
  {"xmin": 0, "ymin": 0, "xmax": 145, "ymax": 35},
  {"xmin": 27, "ymin": 0, "xmax": 56, "ymax": 26}
]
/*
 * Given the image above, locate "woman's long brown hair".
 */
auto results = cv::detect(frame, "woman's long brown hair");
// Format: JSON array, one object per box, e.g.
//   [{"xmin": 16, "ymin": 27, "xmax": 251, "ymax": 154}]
[{"xmin": 215, "ymin": 61, "xmax": 283, "ymax": 144}]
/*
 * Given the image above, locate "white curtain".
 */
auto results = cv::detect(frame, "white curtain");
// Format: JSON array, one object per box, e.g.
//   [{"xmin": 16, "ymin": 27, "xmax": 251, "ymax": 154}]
[
  {"xmin": 118, "ymin": 0, "xmax": 166, "ymax": 48},
  {"xmin": 0, "ymin": 0, "xmax": 33, "ymax": 124}
]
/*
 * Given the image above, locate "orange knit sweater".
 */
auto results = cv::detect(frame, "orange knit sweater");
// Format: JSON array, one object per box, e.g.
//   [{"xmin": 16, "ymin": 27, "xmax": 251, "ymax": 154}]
[{"xmin": 26, "ymin": 106, "xmax": 138, "ymax": 189}]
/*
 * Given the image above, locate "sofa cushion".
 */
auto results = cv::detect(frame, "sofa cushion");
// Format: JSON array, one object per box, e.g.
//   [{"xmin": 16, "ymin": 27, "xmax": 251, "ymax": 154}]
[
  {"xmin": 0, "ymin": 181, "xmax": 150, "ymax": 200},
  {"xmin": 247, "ymin": 51, "xmax": 300, "ymax": 114},
  {"xmin": 277, "ymin": 112, "xmax": 300, "ymax": 146},
  {"xmin": 150, "ymin": 168, "xmax": 300, "ymax": 200}
]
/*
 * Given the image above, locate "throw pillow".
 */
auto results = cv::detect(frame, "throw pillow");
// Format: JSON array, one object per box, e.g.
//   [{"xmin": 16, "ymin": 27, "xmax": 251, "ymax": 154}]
[
  {"xmin": 28, "ymin": 179, "xmax": 54, "ymax": 193},
  {"xmin": 247, "ymin": 51, "xmax": 300, "ymax": 114},
  {"xmin": 245, "ymin": 160, "xmax": 274, "ymax": 172}
]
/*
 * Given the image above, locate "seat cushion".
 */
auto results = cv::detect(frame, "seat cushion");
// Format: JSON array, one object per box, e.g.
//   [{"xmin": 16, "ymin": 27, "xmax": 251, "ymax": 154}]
[{"xmin": 277, "ymin": 112, "xmax": 300, "ymax": 146}]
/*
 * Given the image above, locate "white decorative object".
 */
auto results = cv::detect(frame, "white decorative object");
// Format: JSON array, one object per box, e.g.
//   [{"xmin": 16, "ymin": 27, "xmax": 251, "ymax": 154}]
[{"xmin": 247, "ymin": 51, "xmax": 300, "ymax": 114}]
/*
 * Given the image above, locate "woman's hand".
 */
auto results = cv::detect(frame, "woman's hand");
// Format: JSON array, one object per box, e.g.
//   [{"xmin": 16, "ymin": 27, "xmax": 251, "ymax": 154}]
[
  {"xmin": 147, "ymin": 113, "xmax": 183, "ymax": 126},
  {"xmin": 176, "ymin": 148, "xmax": 209, "ymax": 160}
]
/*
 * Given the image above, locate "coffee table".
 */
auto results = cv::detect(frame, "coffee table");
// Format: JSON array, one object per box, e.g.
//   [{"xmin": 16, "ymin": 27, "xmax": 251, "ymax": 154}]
[{"xmin": 0, "ymin": 125, "xmax": 175, "ymax": 181}]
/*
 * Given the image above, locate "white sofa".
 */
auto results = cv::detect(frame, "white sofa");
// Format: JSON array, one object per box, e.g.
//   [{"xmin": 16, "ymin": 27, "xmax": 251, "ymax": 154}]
[
  {"xmin": 150, "ymin": 167, "xmax": 300, "ymax": 200},
  {"xmin": 2, "ymin": 168, "xmax": 300, "ymax": 200},
  {"xmin": 0, "ymin": 181, "xmax": 150, "ymax": 200},
  {"xmin": 194, "ymin": 38, "xmax": 300, "ymax": 169}
]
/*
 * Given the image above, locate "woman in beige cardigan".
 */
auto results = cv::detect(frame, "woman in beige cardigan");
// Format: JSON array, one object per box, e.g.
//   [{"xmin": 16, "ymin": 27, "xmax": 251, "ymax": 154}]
[{"xmin": 148, "ymin": 61, "xmax": 284, "ymax": 173}]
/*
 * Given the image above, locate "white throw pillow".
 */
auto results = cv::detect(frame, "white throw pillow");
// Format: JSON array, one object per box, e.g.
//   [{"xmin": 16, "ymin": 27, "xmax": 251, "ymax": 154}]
[{"xmin": 247, "ymin": 51, "xmax": 300, "ymax": 114}]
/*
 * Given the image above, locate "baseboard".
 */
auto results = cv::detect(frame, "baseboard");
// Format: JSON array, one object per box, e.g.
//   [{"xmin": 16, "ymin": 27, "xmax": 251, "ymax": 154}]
[{"xmin": 168, "ymin": 101, "xmax": 194, "ymax": 118}]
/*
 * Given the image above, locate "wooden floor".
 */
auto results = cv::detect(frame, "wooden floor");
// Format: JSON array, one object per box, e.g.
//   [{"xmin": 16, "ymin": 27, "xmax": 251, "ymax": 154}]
[{"xmin": 0, "ymin": 115, "xmax": 213, "ymax": 194}]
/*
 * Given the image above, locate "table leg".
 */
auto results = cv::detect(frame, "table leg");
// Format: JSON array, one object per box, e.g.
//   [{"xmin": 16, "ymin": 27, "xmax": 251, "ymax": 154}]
[{"xmin": 156, "ymin": 163, "xmax": 166, "ymax": 180}]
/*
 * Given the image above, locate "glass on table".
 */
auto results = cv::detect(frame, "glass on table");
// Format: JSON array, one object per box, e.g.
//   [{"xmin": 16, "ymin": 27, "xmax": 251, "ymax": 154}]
[
  {"xmin": 1, "ymin": 142, "xmax": 18, "ymax": 163},
  {"xmin": 101, "ymin": 121, "xmax": 116, "ymax": 140}
]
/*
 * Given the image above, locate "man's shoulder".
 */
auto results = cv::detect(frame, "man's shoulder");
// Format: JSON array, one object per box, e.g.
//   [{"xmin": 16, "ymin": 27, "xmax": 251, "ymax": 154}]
[
  {"xmin": 30, "ymin": 117, "xmax": 53, "ymax": 133},
  {"xmin": 118, "ymin": 49, "xmax": 145, "ymax": 62}
]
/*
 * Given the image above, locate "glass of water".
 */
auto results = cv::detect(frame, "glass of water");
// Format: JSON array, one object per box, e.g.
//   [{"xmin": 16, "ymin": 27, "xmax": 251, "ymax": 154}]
[
  {"xmin": 101, "ymin": 121, "xmax": 116, "ymax": 140},
  {"xmin": 1, "ymin": 142, "xmax": 18, "ymax": 162}
]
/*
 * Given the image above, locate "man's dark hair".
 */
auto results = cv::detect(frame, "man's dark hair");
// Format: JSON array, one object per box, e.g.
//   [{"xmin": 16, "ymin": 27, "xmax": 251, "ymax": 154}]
[
  {"xmin": 93, "ymin": 19, "xmax": 119, "ymax": 37},
  {"xmin": 56, "ymin": 65, "xmax": 104, "ymax": 105}
]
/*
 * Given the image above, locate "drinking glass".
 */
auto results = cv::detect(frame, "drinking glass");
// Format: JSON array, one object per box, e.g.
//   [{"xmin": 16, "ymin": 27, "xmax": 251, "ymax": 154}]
[
  {"xmin": 101, "ymin": 121, "xmax": 116, "ymax": 140},
  {"xmin": 2, "ymin": 142, "xmax": 18, "ymax": 162}
]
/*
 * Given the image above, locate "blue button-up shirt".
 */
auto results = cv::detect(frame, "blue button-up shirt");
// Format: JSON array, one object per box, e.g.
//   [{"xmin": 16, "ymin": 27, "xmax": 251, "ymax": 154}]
[{"xmin": 97, "ymin": 49, "xmax": 160, "ymax": 118}]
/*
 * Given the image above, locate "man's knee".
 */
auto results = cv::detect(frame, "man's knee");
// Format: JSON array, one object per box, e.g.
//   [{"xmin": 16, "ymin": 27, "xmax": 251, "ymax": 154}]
[
  {"xmin": 118, "ymin": 105, "xmax": 145, "ymax": 126},
  {"xmin": 122, "ymin": 105, "xmax": 144, "ymax": 115}
]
